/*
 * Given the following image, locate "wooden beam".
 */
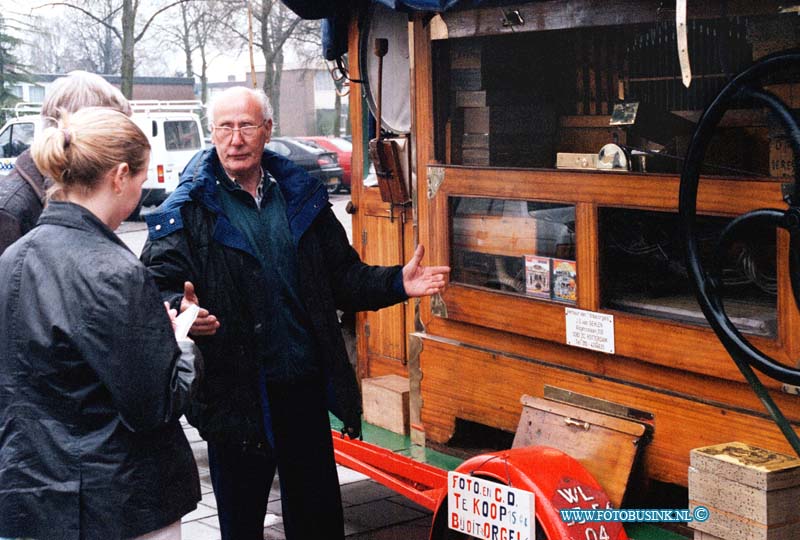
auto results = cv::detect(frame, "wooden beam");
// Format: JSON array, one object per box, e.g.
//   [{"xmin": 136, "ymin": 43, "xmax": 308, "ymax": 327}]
[{"xmin": 439, "ymin": 0, "xmax": 786, "ymax": 40}]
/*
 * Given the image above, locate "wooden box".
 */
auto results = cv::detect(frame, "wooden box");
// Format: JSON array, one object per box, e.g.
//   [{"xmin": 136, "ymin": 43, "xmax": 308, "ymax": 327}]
[
  {"xmin": 512, "ymin": 395, "xmax": 648, "ymax": 507},
  {"xmin": 689, "ymin": 442, "xmax": 800, "ymax": 540},
  {"xmin": 362, "ymin": 375, "xmax": 410, "ymax": 435}
]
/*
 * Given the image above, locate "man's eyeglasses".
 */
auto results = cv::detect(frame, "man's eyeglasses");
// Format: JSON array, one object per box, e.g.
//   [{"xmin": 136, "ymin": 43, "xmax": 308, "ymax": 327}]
[{"xmin": 212, "ymin": 123, "xmax": 264, "ymax": 140}]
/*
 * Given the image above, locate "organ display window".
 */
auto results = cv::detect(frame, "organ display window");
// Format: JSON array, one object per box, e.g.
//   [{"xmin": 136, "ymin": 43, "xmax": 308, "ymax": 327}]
[
  {"xmin": 431, "ymin": 12, "xmax": 797, "ymax": 182},
  {"xmin": 449, "ymin": 197, "xmax": 576, "ymax": 302},
  {"xmin": 599, "ymin": 208, "xmax": 778, "ymax": 338}
]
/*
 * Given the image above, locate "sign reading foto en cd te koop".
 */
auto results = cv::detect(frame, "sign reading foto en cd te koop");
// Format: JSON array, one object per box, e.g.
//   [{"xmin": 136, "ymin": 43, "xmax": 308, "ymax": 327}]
[{"xmin": 448, "ymin": 471, "xmax": 535, "ymax": 540}]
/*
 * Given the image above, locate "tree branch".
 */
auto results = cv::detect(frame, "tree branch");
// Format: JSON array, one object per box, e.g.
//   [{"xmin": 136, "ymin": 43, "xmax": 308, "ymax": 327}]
[
  {"xmin": 34, "ymin": 2, "xmax": 121, "ymax": 41},
  {"xmin": 134, "ymin": 0, "xmax": 190, "ymax": 43},
  {"xmin": 218, "ymin": 18, "xmax": 262, "ymax": 50},
  {"xmin": 270, "ymin": 17, "xmax": 302, "ymax": 54}
]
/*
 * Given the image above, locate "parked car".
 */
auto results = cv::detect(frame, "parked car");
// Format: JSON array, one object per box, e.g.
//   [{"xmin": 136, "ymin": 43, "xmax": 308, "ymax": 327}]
[
  {"xmin": 297, "ymin": 136, "xmax": 352, "ymax": 193},
  {"xmin": 0, "ymin": 112, "xmax": 37, "ymax": 176},
  {"xmin": 130, "ymin": 101, "xmax": 206, "ymax": 211},
  {"xmin": 265, "ymin": 136, "xmax": 344, "ymax": 194},
  {"xmin": 0, "ymin": 101, "xmax": 206, "ymax": 219}
]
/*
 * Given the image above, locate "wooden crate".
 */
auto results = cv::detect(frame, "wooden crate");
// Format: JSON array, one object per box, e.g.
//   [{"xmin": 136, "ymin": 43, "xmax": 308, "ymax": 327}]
[
  {"xmin": 362, "ymin": 375, "xmax": 410, "ymax": 435},
  {"xmin": 689, "ymin": 442, "xmax": 800, "ymax": 540}
]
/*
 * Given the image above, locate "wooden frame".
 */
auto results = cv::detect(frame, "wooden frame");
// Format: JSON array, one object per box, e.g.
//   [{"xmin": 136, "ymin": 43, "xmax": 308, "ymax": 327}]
[{"xmin": 426, "ymin": 165, "xmax": 797, "ymax": 384}]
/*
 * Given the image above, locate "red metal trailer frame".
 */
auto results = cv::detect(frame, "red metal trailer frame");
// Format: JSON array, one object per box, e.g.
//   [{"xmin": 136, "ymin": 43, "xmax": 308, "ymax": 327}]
[{"xmin": 331, "ymin": 430, "xmax": 628, "ymax": 540}]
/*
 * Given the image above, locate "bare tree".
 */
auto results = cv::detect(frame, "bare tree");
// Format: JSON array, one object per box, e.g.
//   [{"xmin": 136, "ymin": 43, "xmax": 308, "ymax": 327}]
[
  {"xmin": 160, "ymin": 0, "xmax": 234, "ymax": 104},
  {"xmin": 221, "ymin": 0, "xmax": 320, "ymax": 134},
  {"xmin": 21, "ymin": 15, "xmax": 80, "ymax": 73},
  {"xmin": 39, "ymin": 0, "xmax": 188, "ymax": 97}
]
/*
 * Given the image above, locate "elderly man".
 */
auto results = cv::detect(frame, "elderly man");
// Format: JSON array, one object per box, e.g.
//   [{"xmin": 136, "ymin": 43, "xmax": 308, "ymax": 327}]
[
  {"xmin": 0, "ymin": 71, "xmax": 131, "ymax": 255},
  {"xmin": 141, "ymin": 86, "xmax": 449, "ymax": 540}
]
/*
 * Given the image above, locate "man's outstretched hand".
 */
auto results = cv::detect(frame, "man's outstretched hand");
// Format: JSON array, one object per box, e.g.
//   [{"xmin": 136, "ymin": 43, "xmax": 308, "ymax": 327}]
[
  {"xmin": 401, "ymin": 245, "xmax": 450, "ymax": 298},
  {"xmin": 181, "ymin": 281, "xmax": 221, "ymax": 336}
]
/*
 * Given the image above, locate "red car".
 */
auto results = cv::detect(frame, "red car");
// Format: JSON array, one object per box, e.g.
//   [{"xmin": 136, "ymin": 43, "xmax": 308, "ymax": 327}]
[{"xmin": 299, "ymin": 136, "xmax": 352, "ymax": 193}]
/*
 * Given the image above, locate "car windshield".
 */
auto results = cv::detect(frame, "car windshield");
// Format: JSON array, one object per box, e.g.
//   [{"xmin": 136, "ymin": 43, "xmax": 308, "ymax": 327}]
[
  {"xmin": 328, "ymin": 138, "xmax": 352, "ymax": 152},
  {"xmin": 288, "ymin": 139, "xmax": 323, "ymax": 154},
  {"xmin": 300, "ymin": 140, "xmax": 326, "ymax": 151}
]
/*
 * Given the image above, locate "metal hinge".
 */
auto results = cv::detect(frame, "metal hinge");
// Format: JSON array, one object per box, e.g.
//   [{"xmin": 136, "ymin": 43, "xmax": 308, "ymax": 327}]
[
  {"xmin": 362, "ymin": 230, "xmax": 367, "ymax": 247},
  {"xmin": 782, "ymin": 384, "xmax": 800, "ymax": 396}
]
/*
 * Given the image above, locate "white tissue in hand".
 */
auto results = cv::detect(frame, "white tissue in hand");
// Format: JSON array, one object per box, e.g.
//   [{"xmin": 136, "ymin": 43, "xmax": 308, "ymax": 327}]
[{"xmin": 174, "ymin": 303, "xmax": 200, "ymax": 341}]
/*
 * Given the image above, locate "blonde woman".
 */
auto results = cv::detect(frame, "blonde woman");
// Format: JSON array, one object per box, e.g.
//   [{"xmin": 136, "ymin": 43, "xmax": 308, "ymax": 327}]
[
  {"xmin": 0, "ymin": 70, "xmax": 131, "ymax": 256},
  {"xmin": 0, "ymin": 108, "xmax": 202, "ymax": 540}
]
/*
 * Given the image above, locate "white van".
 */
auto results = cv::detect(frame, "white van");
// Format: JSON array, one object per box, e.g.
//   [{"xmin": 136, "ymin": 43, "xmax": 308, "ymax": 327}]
[
  {"xmin": 129, "ymin": 100, "xmax": 206, "ymax": 209},
  {"xmin": 0, "ymin": 100, "xmax": 205, "ymax": 211},
  {"xmin": 0, "ymin": 103, "xmax": 40, "ymax": 175}
]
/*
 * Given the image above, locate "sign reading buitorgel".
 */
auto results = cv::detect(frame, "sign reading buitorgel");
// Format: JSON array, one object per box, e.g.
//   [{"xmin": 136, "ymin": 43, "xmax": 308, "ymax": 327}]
[{"xmin": 448, "ymin": 471, "xmax": 535, "ymax": 540}]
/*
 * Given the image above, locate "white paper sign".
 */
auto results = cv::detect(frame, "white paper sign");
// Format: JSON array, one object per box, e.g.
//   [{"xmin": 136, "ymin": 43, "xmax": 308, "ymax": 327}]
[
  {"xmin": 447, "ymin": 471, "xmax": 535, "ymax": 540},
  {"xmin": 565, "ymin": 308, "xmax": 615, "ymax": 354}
]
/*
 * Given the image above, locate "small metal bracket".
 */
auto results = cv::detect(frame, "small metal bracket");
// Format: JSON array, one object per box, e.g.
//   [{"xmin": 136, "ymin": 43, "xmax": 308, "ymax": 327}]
[
  {"xmin": 782, "ymin": 383, "xmax": 800, "ymax": 396},
  {"xmin": 782, "ymin": 183, "xmax": 796, "ymax": 206},
  {"xmin": 501, "ymin": 9, "xmax": 524, "ymax": 28},
  {"xmin": 676, "ymin": 0, "xmax": 692, "ymax": 88},
  {"xmin": 427, "ymin": 166, "xmax": 445, "ymax": 199},
  {"xmin": 430, "ymin": 292, "xmax": 448, "ymax": 318},
  {"xmin": 544, "ymin": 386, "xmax": 655, "ymax": 422}
]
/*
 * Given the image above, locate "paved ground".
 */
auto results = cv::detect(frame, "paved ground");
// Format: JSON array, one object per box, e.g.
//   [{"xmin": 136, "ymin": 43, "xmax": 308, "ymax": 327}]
[{"xmin": 179, "ymin": 421, "xmax": 434, "ymax": 540}]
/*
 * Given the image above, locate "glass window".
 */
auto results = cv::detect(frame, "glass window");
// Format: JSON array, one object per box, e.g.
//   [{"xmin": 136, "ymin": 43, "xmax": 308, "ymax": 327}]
[
  {"xmin": 450, "ymin": 197, "xmax": 576, "ymax": 302},
  {"xmin": 599, "ymin": 208, "xmax": 777, "ymax": 337},
  {"xmin": 329, "ymin": 138, "xmax": 352, "ymax": 152},
  {"xmin": 6, "ymin": 123, "xmax": 35, "ymax": 158},
  {"xmin": 0, "ymin": 126, "xmax": 11, "ymax": 158},
  {"xmin": 29, "ymin": 86, "xmax": 45, "ymax": 103},
  {"xmin": 164, "ymin": 120, "xmax": 201, "ymax": 151},
  {"xmin": 431, "ymin": 12, "xmax": 797, "ymax": 179},
  {"xmin": 265, "ymin": 141, "xmax": 291, "ymax": 157}
]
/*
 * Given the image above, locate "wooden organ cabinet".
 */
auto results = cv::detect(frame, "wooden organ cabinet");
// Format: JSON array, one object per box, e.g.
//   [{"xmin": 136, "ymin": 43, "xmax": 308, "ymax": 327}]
[{"xmin": 348, "ymin": 0, "xmax": 800, "ymax": 504}]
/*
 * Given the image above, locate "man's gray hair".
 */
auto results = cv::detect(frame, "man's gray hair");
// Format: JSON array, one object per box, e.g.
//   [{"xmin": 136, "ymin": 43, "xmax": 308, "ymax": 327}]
[
  {"xmin": 207, "ymin": 87, "xmax": 273, "ymax": 129},
  {"xmin": 41, "ymin": 71, "xmax": 131, "ymax": 128}
]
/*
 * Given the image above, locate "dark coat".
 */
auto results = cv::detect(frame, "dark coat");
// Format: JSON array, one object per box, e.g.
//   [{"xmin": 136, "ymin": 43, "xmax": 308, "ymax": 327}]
[
  {"xmin": 0, "ymin": 202, "xmax": 201, "ymax": 540},
  {"xmin": 140, "ymin": 148, "xmax": 406, "ymax": 444},
  {"xmin": 0, "ymin": 149, "xmax": 47, "ymax": 256}
]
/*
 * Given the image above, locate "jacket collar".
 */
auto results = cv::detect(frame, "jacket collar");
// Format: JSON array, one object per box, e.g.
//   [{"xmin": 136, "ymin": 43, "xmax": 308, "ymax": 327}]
[
  {"xmin": 38, "ymin": 201, "xmax": 129, "ymax": 250},
  {"xmin": 176, "ymin": 147, "xmax": 328, "ymax": 243},
  {"xmin": 14, "ymin": 149, "xmax": 49, "ymax": 205}
]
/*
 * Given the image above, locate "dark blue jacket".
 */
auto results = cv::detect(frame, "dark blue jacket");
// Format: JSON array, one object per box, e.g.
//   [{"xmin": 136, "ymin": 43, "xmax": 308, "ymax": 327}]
[{"xmin": 141, "ymin": 148, "xmax": 406, "ymax": 443}]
